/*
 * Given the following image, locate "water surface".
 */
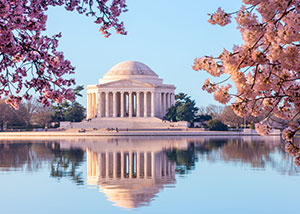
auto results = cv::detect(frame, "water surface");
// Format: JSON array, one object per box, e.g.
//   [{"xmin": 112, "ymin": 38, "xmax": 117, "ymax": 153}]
[{"xmin": 0, "ymin": 136, "xmax": 299, "ymax": 214}]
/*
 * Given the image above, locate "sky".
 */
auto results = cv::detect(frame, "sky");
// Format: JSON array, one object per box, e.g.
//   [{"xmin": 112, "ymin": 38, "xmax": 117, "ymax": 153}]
[{"xmin": 45, "ymin": 0, "xmax": 244, "ymax": 108}]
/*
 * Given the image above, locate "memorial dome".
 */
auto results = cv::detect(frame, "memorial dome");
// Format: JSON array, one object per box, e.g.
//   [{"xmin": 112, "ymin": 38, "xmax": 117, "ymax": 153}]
[{"xmin": 104, "ymin": 61, "xmax": 158, "ymax": 77}]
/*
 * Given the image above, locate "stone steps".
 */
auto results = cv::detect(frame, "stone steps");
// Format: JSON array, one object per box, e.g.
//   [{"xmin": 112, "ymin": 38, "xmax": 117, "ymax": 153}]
[{"xmin": 70, "ymin": 117, "xmax": 174, "ymax": 129}]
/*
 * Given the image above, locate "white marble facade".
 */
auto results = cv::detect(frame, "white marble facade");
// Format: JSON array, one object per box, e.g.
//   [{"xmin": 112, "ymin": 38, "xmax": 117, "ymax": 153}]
[{"xmin": 86, "ymin": 61, "xmax": 176, "ymax": 119}]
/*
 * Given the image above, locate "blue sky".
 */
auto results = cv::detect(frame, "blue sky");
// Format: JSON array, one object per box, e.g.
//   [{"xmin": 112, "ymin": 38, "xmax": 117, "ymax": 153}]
[{"xmin": 45, "ymin": 0, "xmax": 243, "ymax": 108}]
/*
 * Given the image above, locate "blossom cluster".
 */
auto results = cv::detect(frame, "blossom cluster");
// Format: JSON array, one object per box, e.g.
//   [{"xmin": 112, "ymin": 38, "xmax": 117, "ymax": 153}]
[
  {"xmin": 193, "ymin": 57, "xmax": 223, "ymax": 77},
  {"xmin": 208, "ymin": 7, "xmax": 231, "ymax": 26},
  {"xmin": 213, "ymin": 84, "xmax": 232, "ymax": 105},
  {"xmin": 0, "ymin": 0, "xmax": 127, "ymax": 109},
  {"xmin": 255, "ymin": 119, "xmax": 273, "ymax": 136},
  {"xmin": 285, "ymin": 142, "xmax": 300, "ymax": 166},
  {"xmin": 194, "ymin": 0, "xmax": 300, "ymax": 165}
]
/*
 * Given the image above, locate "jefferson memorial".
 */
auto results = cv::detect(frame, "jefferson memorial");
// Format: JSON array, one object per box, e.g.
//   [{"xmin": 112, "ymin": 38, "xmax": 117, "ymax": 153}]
[{"xmin": 75, "ymin": 61, "xmax": 176, "ymax": 129}]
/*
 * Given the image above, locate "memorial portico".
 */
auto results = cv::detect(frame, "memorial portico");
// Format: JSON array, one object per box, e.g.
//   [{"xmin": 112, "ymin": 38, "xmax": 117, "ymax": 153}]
[{"xmin": 86, "ymin": 61, "xmax": 176, "ymax": 119}]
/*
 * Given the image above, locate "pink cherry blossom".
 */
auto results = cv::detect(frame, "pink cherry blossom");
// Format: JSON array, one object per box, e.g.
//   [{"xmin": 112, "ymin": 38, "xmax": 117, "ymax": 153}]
[
  {"xmin": 213, "ymin": 84, "xmax": 231, "ymax": 104},
  {"xmin": 255, "ymin": 119, "xmax": 273, "ymax": 136},
  {"xmin": 195, "ymin": 0, "xmax": 300, "ymax": 165},
  {"xmin": 0, "ymin": 0, "xmax": 128, "ymax": 109},
  {"xmin": 208, "ymin": 7, "xmax": 231, "ymax": 26}
]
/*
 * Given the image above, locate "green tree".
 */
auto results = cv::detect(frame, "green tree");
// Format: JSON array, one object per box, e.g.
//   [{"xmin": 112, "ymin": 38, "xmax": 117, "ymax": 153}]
[
  {"xmin": 166, "ymin": 93, "xmax": 198, "ymax": 123},
  {"xmin": 64, "ymin": 102, "xmax": 86, "ymax": 122},
  {"xmin": 165, "ymin": 105, "xmax": 177, "ymax": 122},
  {"xmin": 52, "ymin": 101, "xmax": 70, "ymax": 122},
  {"xmin": 73, "ymin": 85, "xmax": 84, "ymax": 98},
  {"xmin": 207, "ymin": 119, "xmax": 228, "ymax": 131},
  {"xmin": 68, "ymin": 85, "xmax": 85, "ymax": 122},
  {"xmin": 52, "ymin": 85, "xmax": 86, "ymax": 122}
]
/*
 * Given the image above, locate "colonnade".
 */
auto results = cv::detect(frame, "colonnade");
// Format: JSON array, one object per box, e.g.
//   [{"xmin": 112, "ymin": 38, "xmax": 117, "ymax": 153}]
[
  {"xmin": 87, "ymin": 91, "xmax": 175, "ymax": 119},
  {"xmin": 87, "ymin": 93, "xmax": 98, "ymax": 119},
  {"xmin": 87, "ymin": 150, "xmax": 174, "ymax": 180}
]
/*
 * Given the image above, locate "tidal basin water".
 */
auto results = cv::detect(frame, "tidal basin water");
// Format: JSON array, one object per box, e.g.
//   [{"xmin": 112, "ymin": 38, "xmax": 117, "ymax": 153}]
[{"xmin": 1, "ymin": 136, "xmax": 300, "ymax": 214}]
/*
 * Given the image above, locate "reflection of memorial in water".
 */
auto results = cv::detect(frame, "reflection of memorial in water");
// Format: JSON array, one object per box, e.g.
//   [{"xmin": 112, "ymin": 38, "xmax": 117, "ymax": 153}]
[
  {"xmin": 1, "ymin": 136, "xmax": 297, "ymax": 209},
  {"xmin": 55, "ymin": 135, "xmax": 288, "ymax": 209},
  {"xmin": 87, "ymin": 150, "xmax": 175, "ymax": 208},
  {"xmin": 71, "ymin": 138, "xmax": 190, "ymax": 209}
]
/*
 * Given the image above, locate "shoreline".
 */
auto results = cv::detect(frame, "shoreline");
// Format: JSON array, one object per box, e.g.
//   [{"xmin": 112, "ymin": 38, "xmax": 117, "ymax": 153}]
[{"xmin": 0, "ymin": 130, "xmax": 281, "ymax": 139}]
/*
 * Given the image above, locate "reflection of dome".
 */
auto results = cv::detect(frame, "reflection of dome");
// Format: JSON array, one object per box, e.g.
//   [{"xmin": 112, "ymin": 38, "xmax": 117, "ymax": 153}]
[
  {"xmin": 100, "ymin": 180, "xmax": 164, "ymax": 209},
  {"xmin": 104, "ymin": 61, "xmax": 158, "ymax": 77}
]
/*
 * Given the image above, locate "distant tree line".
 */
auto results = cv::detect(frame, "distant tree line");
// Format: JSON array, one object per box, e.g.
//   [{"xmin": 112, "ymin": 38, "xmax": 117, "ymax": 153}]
[
  {"xmin": 165, "ymin": 93, "xmax": 264, "ymax": 131},
  {"xmin": 0, "ymin": 86, "xmax": 86, "ymax": 131}
]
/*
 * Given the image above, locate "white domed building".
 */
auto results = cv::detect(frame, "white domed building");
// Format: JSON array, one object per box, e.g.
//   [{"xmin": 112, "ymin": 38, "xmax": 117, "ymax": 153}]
[{"xmin": 84, "ymin": 61, "xmax": 176, "ymax": 128}]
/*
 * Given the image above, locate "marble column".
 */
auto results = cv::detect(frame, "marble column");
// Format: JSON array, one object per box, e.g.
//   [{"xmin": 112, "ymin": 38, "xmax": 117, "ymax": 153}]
[
  {"xmin": 136, "ymin": 92, "xmax": 140, "ymax": 117},
  {"xmin": 105, "ymin": 92, "xmax": 109, "ymax": 117},
  {"xmin": 161, "ymin": 93, "xmax": 165, "ymax": 117},
  {"xmin": 113, "ymin": 92, "xmax": 117, "ymax": 117},
  {"xmin": 97, "ymin": 92, "xmax": 101, "ymax": 117},
  {"xmin": 128, "ymin": 92, "xmax": 132, "ymax": 117},
  {"xmin": 164, "ymin": 93, "xmax": 167, "ymax": 112},
  {"xmin": 89, "ymin": 93, "xmax": 91, "ymax": 118},
  {"xmin": 157, "ymin": 92, "xmax": 161, "ymax": 118},
  {"xmin": 87, "ymin": 93, "xmax": 91, "ymax": 118},
  {"xmin": 87, "ymin": 93, "xmax": 90, "ymax": 119},
  {"xmin": 151, "ymin": 92, "xmax": 155, "ymax": 117},
  {"xmin": 91, "ymin": 93, "xmax": 94, "ymax": 118},
  {"xmin": 120, "ymin": 92, "xmax": 124, "ymax": 117},
  {"xmin": 165, "ymin": 93, "xmax": 168, "ymax": 114},
  {"xmin": 93, "ymin": 93, "xmax": 96, "ymax": 117},
  {"xmin": 144, "ymin": 92, "xmax": 148, "ymax": 117},
  {"xmin": 170, "ymin": 93, "xmax": 174, "ymax": 106},
  {"xmin": 166, "ymin": 93, "xmax": 170, "ymax": 112},
  {"xmin": 91, "ymin": 93, "xmax": 95, "ymax": 118}
]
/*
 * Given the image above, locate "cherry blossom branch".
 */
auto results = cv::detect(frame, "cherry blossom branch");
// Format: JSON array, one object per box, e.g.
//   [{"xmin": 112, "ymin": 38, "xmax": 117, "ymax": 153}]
[
  {"xmin": 0, "ymin": 0, "xmax": 128, "ymax": 109},
  {"xmin": 194, "ymin": 0, "xmax": 300, "ymax": 166}
]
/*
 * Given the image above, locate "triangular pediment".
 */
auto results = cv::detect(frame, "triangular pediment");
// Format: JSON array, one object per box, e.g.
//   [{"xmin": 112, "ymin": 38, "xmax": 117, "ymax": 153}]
[{"xmin": 99, "ymin": 79, "xmax": 154, "ymax": 88}]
